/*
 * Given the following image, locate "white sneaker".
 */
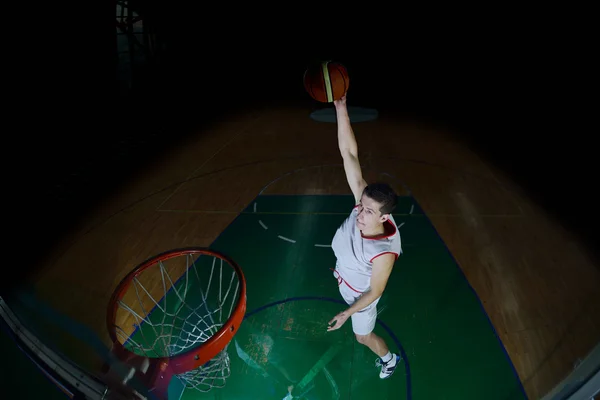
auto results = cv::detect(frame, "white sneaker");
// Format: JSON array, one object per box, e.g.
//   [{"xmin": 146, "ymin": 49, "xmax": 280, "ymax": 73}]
[{"xmin": 375, "ymin": 353, "xmax": 401, "ymax": 379}]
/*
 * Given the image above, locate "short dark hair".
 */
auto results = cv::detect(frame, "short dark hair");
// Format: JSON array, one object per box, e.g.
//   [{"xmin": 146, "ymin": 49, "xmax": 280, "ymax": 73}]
[{"xmin": 362, "ymin": 183, "xmax": 398, "ymax": 215}]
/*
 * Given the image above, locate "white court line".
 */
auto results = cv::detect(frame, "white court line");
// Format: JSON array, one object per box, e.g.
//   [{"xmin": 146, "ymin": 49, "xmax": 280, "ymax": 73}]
[
  {"xmin": 397, "ymin": 222, "xmax": 405, "ymax": 229},
  {"xmin": 314, "ymin": 244, "xmax": 331, "ymax": 248},
  {"xmin": 278, "ymin": 236, "xmax": 296, "ymax": 243},
  {"xmin": 409, "ymin": 204, "xmax": 414, "ymax": 214},
  {"xmin": 258, "ymin": 220, "xmax": 268, "ymax": 230}
]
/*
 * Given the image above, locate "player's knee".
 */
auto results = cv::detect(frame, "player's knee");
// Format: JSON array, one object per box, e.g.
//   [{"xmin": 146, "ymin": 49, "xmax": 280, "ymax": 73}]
[{"xmin": 355, "ymin": 333, "xmax": 371, "ymax": 344}]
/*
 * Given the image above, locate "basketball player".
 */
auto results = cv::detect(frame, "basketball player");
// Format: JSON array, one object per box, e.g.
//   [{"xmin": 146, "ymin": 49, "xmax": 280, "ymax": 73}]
[{"xmin": 327, "ymin": 95, "xmax": 402, "ymax": 379}]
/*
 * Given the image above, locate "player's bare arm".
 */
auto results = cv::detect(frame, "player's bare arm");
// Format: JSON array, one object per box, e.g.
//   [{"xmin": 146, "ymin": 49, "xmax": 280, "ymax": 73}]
[
  {"xmin": 346, "ymin": 253, "xmax": 395, "ymax": 315},
  {"xmin": 334, "ymin": 95, "xmax": 367, "ymax": 204},
  {"xmin": 327, "ymin": 253, "xmax": 395, "ymax": 331}
]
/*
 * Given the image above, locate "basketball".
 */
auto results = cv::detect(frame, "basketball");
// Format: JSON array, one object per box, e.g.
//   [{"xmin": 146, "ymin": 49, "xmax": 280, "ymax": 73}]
[{"xmin": 303, "ymin": 61, "xmax": 349, "ymax": 103}]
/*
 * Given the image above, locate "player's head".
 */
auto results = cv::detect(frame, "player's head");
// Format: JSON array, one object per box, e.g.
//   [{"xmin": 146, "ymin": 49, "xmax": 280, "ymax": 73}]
[{"xmin": 357, "ymin": 183, "xmax": 397, "ymax": 231}]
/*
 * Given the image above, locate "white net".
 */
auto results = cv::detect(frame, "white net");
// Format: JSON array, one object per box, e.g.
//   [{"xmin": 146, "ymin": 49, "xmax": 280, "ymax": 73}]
[{"xmin": 111, "ymin": 250, "xmax": 243, "ymax": 393}]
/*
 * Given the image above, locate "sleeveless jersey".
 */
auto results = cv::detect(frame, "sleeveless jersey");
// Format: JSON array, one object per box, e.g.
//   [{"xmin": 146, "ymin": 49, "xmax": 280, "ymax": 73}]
[{"xmin": 331, "ymin": 205, "xmax": 402, "ymax": 293}]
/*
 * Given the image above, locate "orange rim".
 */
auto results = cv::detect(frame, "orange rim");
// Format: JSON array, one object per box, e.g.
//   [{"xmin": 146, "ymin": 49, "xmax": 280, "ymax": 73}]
[{"xmin": 106, "ymin": 247, "xmax": 247, "ymax": 374}]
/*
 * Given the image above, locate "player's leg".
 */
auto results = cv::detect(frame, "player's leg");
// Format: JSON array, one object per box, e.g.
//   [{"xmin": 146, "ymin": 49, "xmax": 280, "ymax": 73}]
[
  {"xmin": 350, "ymin": 300, "xmax": 402, "ymax": 379},
  {"xmin": 355, "ymin": 331, "xmax": 388, "ymax": 357}
]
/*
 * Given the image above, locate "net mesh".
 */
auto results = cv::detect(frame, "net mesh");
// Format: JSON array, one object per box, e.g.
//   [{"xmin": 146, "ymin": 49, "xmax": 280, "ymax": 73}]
[{"xmin": 112, "ymin": 251, "xmax": 242, "ymax": 392}]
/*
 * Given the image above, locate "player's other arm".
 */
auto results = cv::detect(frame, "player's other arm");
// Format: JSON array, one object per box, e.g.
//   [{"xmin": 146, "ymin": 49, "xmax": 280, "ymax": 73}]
[
  {"xmin": 334, "ymin": 95, "xmax": 367, "ymax": 204},
  {"xmin": 327, "ymin": 253, "xmax": 395, "ymax": 331},
  {"xmin": 345, "ymin": 253, "xmax": 395, "ymax": 315}
]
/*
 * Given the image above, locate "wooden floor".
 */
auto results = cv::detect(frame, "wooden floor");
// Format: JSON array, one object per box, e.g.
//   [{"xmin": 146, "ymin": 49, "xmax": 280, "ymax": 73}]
[{"xmin": 29, "ymin": 105, "xmax": 600, "ymax": 399}]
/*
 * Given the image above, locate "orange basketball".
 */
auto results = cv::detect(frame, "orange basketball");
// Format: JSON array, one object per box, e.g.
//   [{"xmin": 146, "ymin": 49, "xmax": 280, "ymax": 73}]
[{"xmin": 303, "ymin": 61, "xmax": 349, "ymax": 103}]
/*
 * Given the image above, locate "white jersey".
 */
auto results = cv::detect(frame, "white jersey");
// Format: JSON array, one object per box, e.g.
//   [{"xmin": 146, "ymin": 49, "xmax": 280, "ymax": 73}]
[{"xmin": 331, "ymin": 205, "xmax": 402, "ymax": 293}]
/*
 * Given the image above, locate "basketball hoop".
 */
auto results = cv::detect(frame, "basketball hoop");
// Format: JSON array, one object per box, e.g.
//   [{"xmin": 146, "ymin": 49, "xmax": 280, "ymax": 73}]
[{"xmin": 105, "ymin": 248, "xmax": 246, "ymax": 399}]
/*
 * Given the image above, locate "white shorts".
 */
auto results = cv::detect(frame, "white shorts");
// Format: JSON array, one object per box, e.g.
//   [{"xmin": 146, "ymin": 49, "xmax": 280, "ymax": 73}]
[{"xmin": 338, "ymin": 279, "xmax": 380, "ymax": 336}]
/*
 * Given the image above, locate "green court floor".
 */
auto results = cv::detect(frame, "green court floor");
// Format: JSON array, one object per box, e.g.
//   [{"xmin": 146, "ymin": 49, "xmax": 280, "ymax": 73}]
[{"xmin": 130, "ymin": 194, "xmax": 528, "ymax": 400}]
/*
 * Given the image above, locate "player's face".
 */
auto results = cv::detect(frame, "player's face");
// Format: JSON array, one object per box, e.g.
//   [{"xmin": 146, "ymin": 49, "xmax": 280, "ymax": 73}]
[{"xmin": 356, "ymin": 194, "xmax": 388, "ymax": 231}]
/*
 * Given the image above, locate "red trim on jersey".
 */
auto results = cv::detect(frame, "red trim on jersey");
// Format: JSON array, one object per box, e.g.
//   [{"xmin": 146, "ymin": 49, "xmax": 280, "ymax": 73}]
[
  {"xmin": 370, "ymin": 251, "xmax": 399, "ymax": 263},
  {"xmin": 361, "ymin": 219, "xmax": 397, "ymax": 240},
  {"xmin": 330, "ymin": 268, "xmax": 364, "ymax": 294}
]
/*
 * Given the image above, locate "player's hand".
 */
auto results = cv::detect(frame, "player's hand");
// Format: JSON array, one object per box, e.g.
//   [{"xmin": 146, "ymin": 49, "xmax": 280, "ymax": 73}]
[
  {"xmin": 334, "ymin": 94, "xmax": 347, "ymax": 108},
  {"xmin": 327, "ymin": 310, "xmax": 350, "ymax": 331}
]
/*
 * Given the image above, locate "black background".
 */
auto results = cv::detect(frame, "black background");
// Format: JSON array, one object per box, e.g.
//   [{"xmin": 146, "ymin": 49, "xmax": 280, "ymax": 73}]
[{"xmin": 6, "ymin": 6, "xmax": 596, "ymax": 292}]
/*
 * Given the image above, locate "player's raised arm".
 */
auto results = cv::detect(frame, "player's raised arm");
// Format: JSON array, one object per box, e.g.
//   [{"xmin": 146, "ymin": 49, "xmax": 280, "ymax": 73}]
[{"xmin": 334, "ymin": 95, "xmax": 367, "ymax": 204}]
